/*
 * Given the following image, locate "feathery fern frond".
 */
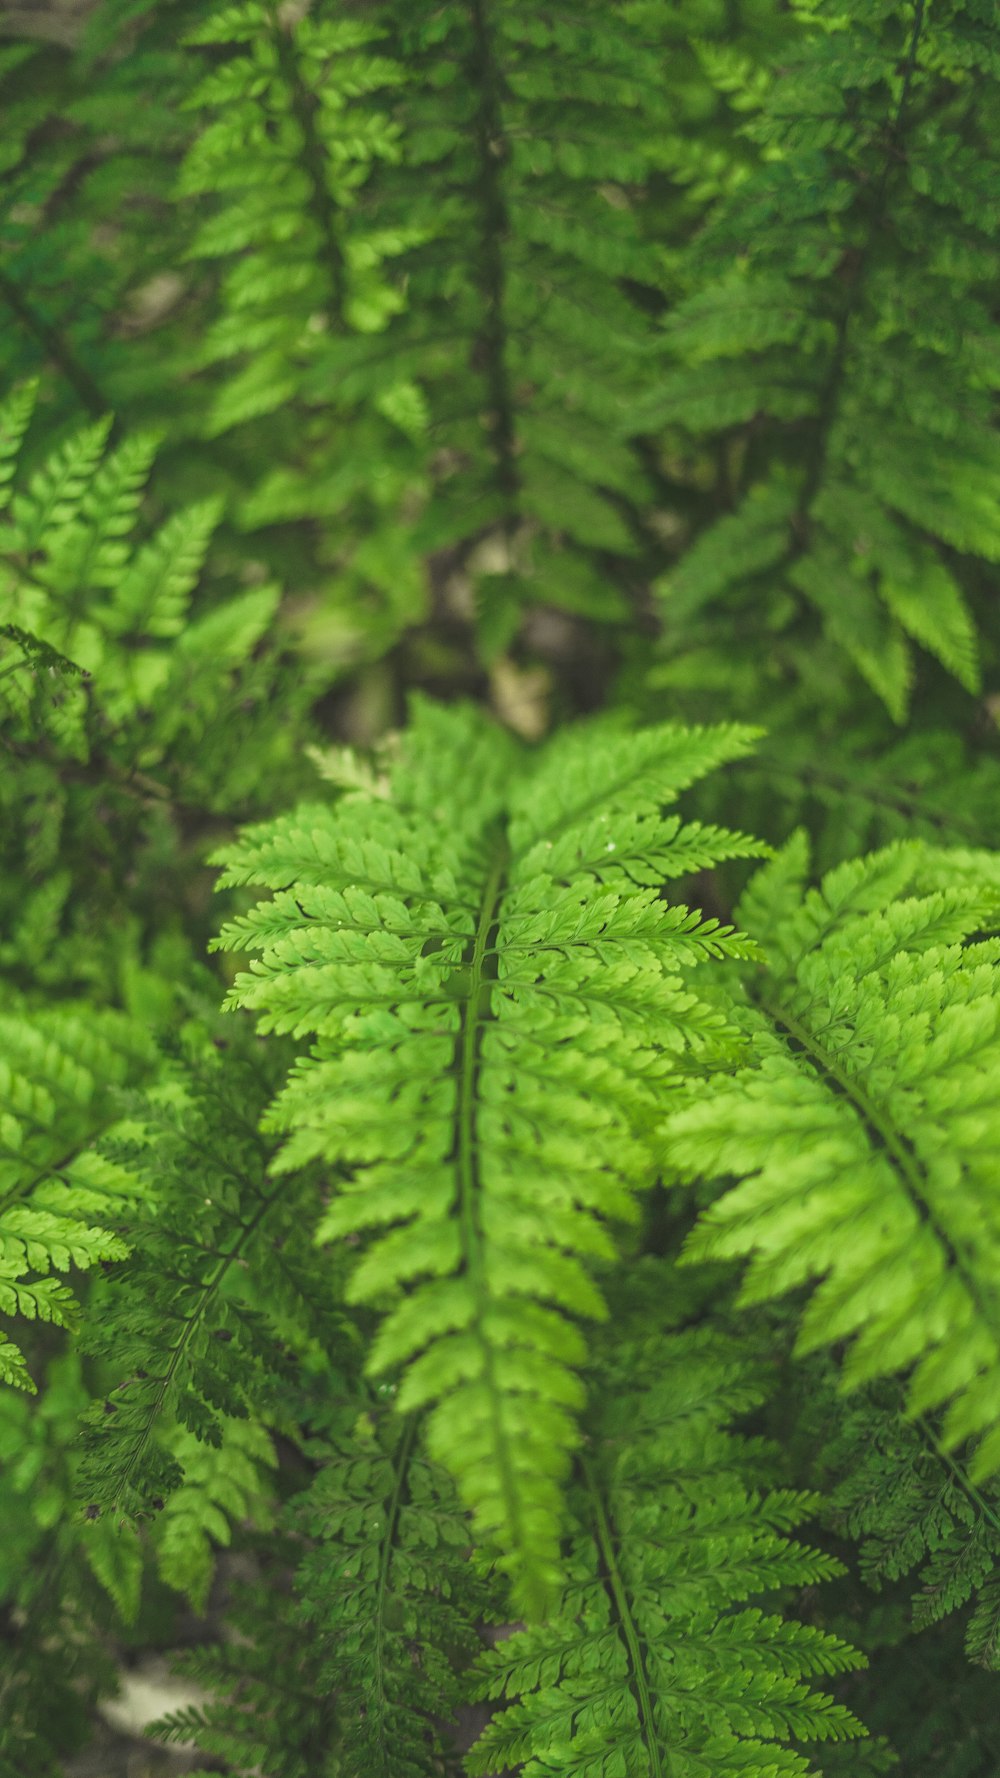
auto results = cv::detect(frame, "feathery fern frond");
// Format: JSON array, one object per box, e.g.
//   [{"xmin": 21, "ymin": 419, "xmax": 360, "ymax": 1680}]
[
  {"xmin": 151, "ymin": 1414, "xmax": 487, "ymax": 1777},
  {"xmin": 0, "ymin": 10, "xmax": 202, "ymax": 447},
  {"xmin": 0, "ymin": 996, "xmax": 151, "ymax": 1391},
  {"xmin": 664, "ymin": 835, "xmax": 1000, "ymax": 1484},
  {"xmin": 179, "ymin": 2, "xmax": 410, "ymax": 437},
  {"xmin": 152, "ymin": 1415, "xmax": 277, "ymax": 1612},
  {"xmin": 647, "ymin": 0, "xmax": 1000, "ymax": 717},
  {"xmin": 291, "ymin": 1416, "xmax": 489, "ymax": 1775},
  {"xmin": 0, "ymin": 377, "xmax": 318, "ymax": 991},
  {"xmin": 0, "ymin": 1340, "xmax": 137, "ymax": 1778},
  {"xmin": 816, "ymin": 1378, "xmax": 1000, "ymax": 1670},
  {"xmin": 213, "ymin": 699, "xmax": 762, "ymax": 1613},
  {"xmin": 244, "ymin": 0, "xmax": 677, "ymax": 651},
  {"xmin": 740, "ymin": 726, "xmax": 1000, "ymax": 867},
  {"xmin": 466, "ymin": 1286, "xmax": 865, "ymax": 1777},
  {"xmin": 78, "ymin": 1032, "xmax": 353, "ymax": 1522},
  {"xmin": 1, "ymin": 381, "xmax": 231, "ymax": 731}
]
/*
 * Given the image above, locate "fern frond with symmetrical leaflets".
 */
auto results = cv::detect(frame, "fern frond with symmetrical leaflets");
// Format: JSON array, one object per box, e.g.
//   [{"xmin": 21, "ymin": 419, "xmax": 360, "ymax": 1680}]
[
  {"xmin": 814, "ymin": 1379, "xmax": 1000, "ymax": 1670},
  {"xmin": 170, "ymin": 0, "xmax": 433, "ymax": 658},
  {"xmin": 0, "ymin": 9, "xmax": 204, "ymax": 452},
  {"xmin": 149, "ymin": 1569, "xmax": 342, "ymax": 1778},
  {"xmin": 0, "ymin": 378, "xmax": 250, "ymax": 746},
  {"xmin": 0, "ymin": 378, "xmax": 318, "ymax": 988},
  {"xmin": 249, "ymin": 0, "xmax": 679, "ymax": 653},
  {"xmin": 179, "ymin": 3, "xmax": 410, "ymax": 437},
  {"xmin": 290, "ymin": 1417, "xmax": 490, "ymax": 1776},
  {"xmin": 78, "ymin": 1034, "xmax": 353, "ymax": 1524},
  {"xmin": 212, "ymin": 699, "xmax": 762, "ymax": 1613},
  {"xmin": 152, "ymin": 1415, "xmax": 277, "ymax": 1612},
  {"xmin": 0, "ymin": 996, "xmax": 151, "ymax": 1391},
  {"xmin": 632, "ymin": 1, "xmax": 793, "ymax": 275},
  {"xmin": 663, "ymin": 835, "xmax": 1000, "ymax": 1485},
  {"xmin": 466, "ymin": 1288, "xmax": 865, "ymax": 1777},
  {"xmin": 645, "ymin": 0, "xmax": 1000, "ymax": 718},
  {"xmin": 740, "ymin": 726, "xmax": 1000, "ymax": 868},
  {"xmin": 151, "ymin": 1416, "xmax": 487, "ymax": 1777}
]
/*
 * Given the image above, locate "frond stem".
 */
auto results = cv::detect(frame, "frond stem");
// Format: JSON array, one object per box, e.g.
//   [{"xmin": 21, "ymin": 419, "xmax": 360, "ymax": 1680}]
[
  {"xmin": 466, "ymin": 0, "xmax": 521, "ymax": 529},
  {"xmin": 581, "ymin": 1451, "xmax": 669, "ymax": 1778},
  {"xmin": 454, "ymin": 831, "xmax": 529, "ymax": 1554},
  {"xmin": 0, "ymin": 267, "xmax": 115, "ymax": 430},
  {"xmin": 371, "ymin": 1416, "xmax": 417, "ymax": 1737}
]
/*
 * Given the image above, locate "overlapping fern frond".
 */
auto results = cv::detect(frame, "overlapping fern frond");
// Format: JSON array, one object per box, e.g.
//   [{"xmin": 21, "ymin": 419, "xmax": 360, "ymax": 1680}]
[
  {"xmin": 0, "ymin": 378, "xmax": 273, "ymax": 760},
  {"xmin": 664, "ymin": 835, "xmax": 1000, "ymax": 1481},
  {"xmin": 149, "ymin": 1280, "xmax": 868, "ymax": 1778},
  {"xmin": 0, "ymin": 9, "xmax": 202, "ymax": 448},
  {"xmin": 78, "ymin": 1031, "xmax": 351, "ymax": 1526},
  {"xmin": 179, "ymin": 2, "xmax": 410, "ymax": 439},
  {"xmin": 0, "ymin": 995, "xmax": 150, "ymax": 1392},
  {"xmin": 0, "ymin": 377, "xmax": 317, "ymax": 988},
  {"xmin": 153, "ymin": 1419, "xmax": 486, "ymax": 1778},
  {"xmin": 212, "ymin": 698, "xmax": 763, "ymax": 1612},
  {"xmin": 646, "ymin": 0, "xmax": 1000, "ymax": 719},
  {"xmin": 818, "ymin": 1381, "xmax": 1000, "ymax": 1670},
  {"xmin": 468, "ymin": 1282, "xmax": 866, "ymax": 1777},
  {"xmin": 184, "ymin": 0, "xmax": 683, "ymax": 653}
]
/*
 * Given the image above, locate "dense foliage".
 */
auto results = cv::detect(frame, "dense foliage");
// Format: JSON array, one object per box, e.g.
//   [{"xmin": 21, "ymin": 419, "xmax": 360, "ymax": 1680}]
[{"xmin": 1, "ymin": 1, "xmax": 999, "ymax": 1773}]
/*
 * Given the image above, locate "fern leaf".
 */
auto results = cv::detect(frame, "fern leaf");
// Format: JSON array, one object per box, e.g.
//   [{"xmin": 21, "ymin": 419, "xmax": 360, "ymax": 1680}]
[
  {"xmin": 0, "ymin": 377, "xmax": 37, "ymax": 514},
  {"xmin": 149, "ymin": 1415, "xmax": 486, "ymax": 1776},
  {"xmin": 0, "ymin": 999, "xmax": 151, "ymax": 1389},
  {"xmin": 0, "ymin": 1336, "xmax": 35, "ymax": 1392},
  {"xmin": 646, "ymin": 0, "xmax": 1000, "ymax": 716},
  {"xmin": 106, "ymin": 496, "xmax": 223, "ymax": 639},
  {"xmin": 78, "ymin": 1035, "xmax": 352, "ymax": 1521},
  {"xmin": 8, "ymin": 416, "xmax": 114, "ymax": 556},
  {"xmin": 153, "ymin": 1417, "xmax": 276, "ymax": 1613},
  {"xmin": 790, "ymin": 1350, "xmax": 1000, "ymax": 1675},
  {"xmin": 213, "ymin": 700, "xmax": 761, "ymax": 1613},
  {"xmin": 466, "ymin": 1295, "xmax": 865, "ymax": 1776},
  {"xmin": 664, "ymin": 837, "xmax": 1000, "ymax": 1481},
  {"xmin": 292, "ymin": 1418, "xmax": 488, "ymax": 1775}
]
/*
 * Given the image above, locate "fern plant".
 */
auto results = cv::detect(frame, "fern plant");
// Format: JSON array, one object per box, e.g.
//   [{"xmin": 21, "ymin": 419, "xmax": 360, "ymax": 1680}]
[
  {"xmin": 664, "ymin": 837, "xmax": 1000, "ymax": 1464},
  {"xmin": 211, "ymin": 699, "xmax": 763, "ymax": 1611},
  {"xmin": 467, "ymin": 1289, "xmax": 867, "ymax": 1778},
  {"xmin": 2, "ymin": 0, "xmax": 1000, "ymax": 1773},
  {"xmin": 643, "ymin": 0, "xmax": 1000, "ymax": 716}
]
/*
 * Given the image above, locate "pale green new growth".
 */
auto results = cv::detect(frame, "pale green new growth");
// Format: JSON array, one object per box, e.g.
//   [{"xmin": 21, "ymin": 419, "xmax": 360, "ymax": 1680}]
[{"xmin": 213, "ymin": 700, "xmax": 761, "ymax": 1612}]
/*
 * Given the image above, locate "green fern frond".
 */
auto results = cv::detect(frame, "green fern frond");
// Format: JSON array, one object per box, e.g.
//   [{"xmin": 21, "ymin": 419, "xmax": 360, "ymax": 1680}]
[
  {"xmin": 0, "ymin": 376, "xmax": 318, "ymax": 993},
  {"xmin": 292, "ymin": 1417, "xmax": 488, "ymax": 1775},
  {"xmin": 822, "ymin": 1382, "xmax": 1000, "ymax": 1669},
  {"xmin": 78, "ymin": 1034, "xmax": 352, "ymax": 1521},
  {"xmin": 151, "ymin": 1416, "xmax": 487, "ymax": 1776},
  {"xmin": 738, "ymin": 727, "xmax": 1000, "ymax": 868},
  {"xmin": 664, "ymin": 836, "xmax": 1000, "ymax": 1482},
  {"xmin": 646, "ymin": 0, "xmax": 1000, "ymax": 717},
  {"xmin": 0, "ymin": 4, "xmax": 204, "ymax": 458},
  {"xmin": 179, "ymin": 1, "xmax": 410, "ymax": 435},
  {"xmin": 213, "ymin": 700, "xmax": 761, "ymax": 1613},
  {"xmin": 466, "ymin": 1297, "xmax": 865, "ymax": 1777},
  {"xmin": 153, "ymin": 1416, "xmax": 277, "ymax": 1612},
  {"xmin": 1, "ymin": 389, "xmax": 219, "ymax": 710},
  {"xmin": 238, "ymin": 0, "xmax": 675, "ymax": 647},
  {"xmin": 0, "ymin": 998, "xmax": 152, "ymax": 1391}
]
